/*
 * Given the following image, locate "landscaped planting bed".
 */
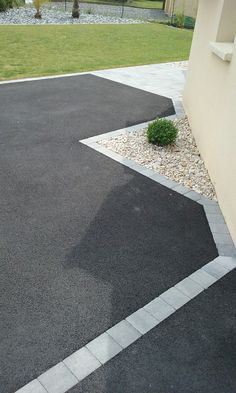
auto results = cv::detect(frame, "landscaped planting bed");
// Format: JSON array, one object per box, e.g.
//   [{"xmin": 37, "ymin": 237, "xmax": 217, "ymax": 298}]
[{"xmin": 99, "ymin": 116, "xmax": 217, "ymax": 200}]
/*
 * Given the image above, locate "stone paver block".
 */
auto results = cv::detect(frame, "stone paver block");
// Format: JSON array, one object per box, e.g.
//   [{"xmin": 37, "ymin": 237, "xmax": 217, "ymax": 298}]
[
  {"xmin": 217, "ymin": 244, "xmax": 236, "ymax": 257},
  {"xmin": 157, "ymin": 177, "xmax": 178, "ymax": 189},
  {"xmin": 139, "ymin": 168, "xmax": 157, "ymax": 178},
  {"xmin": 63, "ymin": 347, "xmax": 101, "ymax": 382},
  {"xmin": 202, "ymin": 260, "xmax": 229, "ymax": 279},
  {"xmin": 38, "ymin": 362, "xmax": 78, "ymax": 393},
  {"xmin": 126, "ymin": 308, "xmax": 159, "ymax": 334},
  {"xmin": 213, "ymin": 233, "xmax": 234, "ymax": 246},
  {"xmin": 184, "ymin": 190, "xmax": 201, "ymax": 201},
  {"xmin": 88, "ymin": 142, "xmax": 104, "ymax": 152},
  {"xmin": 175, "ymin": 277, "xmax": 204, "ymax": 298},
  {"xmin": 203, "ymin": 204, "xmax": 222, "ymax": 215},
  {"xmin": 200, "ymin": 196, "xmax": 214, "ymax": 205},
  {"xmin": 209, "ymin": 222, "xmax": 229, "ymax": 234},
  {"xmin": 172, "ymin": 184, "xmax": 190, "ymax": 195},
  {"xmin": 197, "ymin": 195, "xmax": 217, "ymax": 207},
  {"xmin": 206, "ymin": 213, "xmax": 225, "ymax": 224},
  {"xmin": 144, "ymin": 297, "xmax": 175, "ymax": 321},
  {"xmin": 160, "ymin": 287, "xmax": 190, "ymax": 310},
  {"xmin": 16, "ymin": 380, "xmax": 47, "ymax": 393},
  {"xmin": 101, "ymin": 148, "xmax": 122, "ymax": 162},
  {"xmin": 107, "ymin": 320, "xmax": 141, "ymax": 349},
  {"xmin": 141, "ymin": 170, "xmax": 173, "ymax": 186},
  {"xmin": 121, "ymin": 158, "xmax": 139, "ymax": 168},
  {"xmin": 86, "ymin": 332, "xmax": 122, "ymax": 364},
  {"xmin": 215, "ymin": 256, "xmax": 236, "ymax": 271},
  {"xmin": 189, "ymin": 269, "xmax": 217, "ymax": 289},
  {"xmin": 147, "ymin": 172, "xmax": 167, "ymax": 184}
]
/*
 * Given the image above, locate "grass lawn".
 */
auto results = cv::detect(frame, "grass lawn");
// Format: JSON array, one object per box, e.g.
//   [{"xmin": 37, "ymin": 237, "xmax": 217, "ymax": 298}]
[
  {"xmin": 0, "ymin": 24, "xmax": 193, "ymax": 81},
  {"xmin": 80, "ymin": 0, "xmax": 163, "ymax": 9}
]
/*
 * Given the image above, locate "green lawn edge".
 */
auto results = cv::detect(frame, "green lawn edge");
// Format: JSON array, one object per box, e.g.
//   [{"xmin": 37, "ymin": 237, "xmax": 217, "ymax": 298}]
[{"xmin": 0, "ymin": 24, "xmax": 192, "ymax": 81}]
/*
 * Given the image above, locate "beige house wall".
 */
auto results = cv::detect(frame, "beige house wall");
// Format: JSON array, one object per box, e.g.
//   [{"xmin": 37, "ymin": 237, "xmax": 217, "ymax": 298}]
[
  {"xmin": 164, "ymin": 0, "xmax": 199, "ymax": 18},
  {"xmin": 183, "ymin": 0, "xmax": 236, "ymax": 244}
]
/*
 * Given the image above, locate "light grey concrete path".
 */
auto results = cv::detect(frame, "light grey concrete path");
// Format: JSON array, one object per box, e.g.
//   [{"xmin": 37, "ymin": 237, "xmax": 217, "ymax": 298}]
[{"xmin": 92, "ymin": 62, "xmax": 187, "ymax": 97}]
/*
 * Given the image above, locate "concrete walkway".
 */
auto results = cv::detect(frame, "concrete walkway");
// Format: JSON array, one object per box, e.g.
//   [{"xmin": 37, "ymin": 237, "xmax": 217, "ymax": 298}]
[{"xmin": 0, "ymin": 63, "xmax": 235, "ymax": 393}]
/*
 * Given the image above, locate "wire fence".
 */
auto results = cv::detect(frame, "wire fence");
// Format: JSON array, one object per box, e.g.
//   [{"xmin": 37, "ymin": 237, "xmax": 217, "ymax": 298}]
[
  {"xmin": 48, "ymin": 0, "xmax": 195, "ymax": 26},
  {"xmin": 49, "ymin": 0, "xmax": 168, "ymax": 21}
]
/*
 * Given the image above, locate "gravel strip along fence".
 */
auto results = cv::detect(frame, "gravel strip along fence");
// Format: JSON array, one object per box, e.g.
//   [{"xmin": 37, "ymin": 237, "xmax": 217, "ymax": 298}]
[
  {"xmin": 0, "ymin": 5, "xmax": 143, "ymax": 24},
  {"xmin": 99, "ymin": 116, "xmax": 217, "ymax": 200},
  {"xmin": 76, "ymin": 2, "xmax": 167, "ymax": 20},
  {"xmin": 0, "ymin": 2, "xmax": 169, "ymax": 24}
]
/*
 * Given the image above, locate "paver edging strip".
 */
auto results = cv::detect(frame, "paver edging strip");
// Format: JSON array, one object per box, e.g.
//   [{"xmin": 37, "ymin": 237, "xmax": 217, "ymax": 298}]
[{"xmin": 16, "ymin": 255, "xmax": 236, "ymax": 393}]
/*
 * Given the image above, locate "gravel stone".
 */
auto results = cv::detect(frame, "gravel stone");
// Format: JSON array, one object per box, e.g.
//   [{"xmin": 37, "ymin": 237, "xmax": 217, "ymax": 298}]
[
  {"xmin": 80, "ymin": 2, "xmax": 167, "ymax": 20},
  {"xmin": 99, "ymin": 116, "xmax": 217, "ymax": 200},
  {"xmin": 170, "ymin": 60, "xmax": 188, "ymax": 70},
  {"xmin": 0, "ymin": 5, "xmax": 143, "ymax": 24}
]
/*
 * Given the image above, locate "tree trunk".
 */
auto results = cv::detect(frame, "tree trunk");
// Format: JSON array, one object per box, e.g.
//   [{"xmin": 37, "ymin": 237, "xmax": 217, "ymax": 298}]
[
  {"xmin": 34, "ymin": 10, "xmax": 42, "ymax": 18},
  {"xmin": 72, "ymin": 0, "xmax": 80, "ymax": 18},
  {"xmin": 162, "ymin": 0, "xmax": 166, "ymax": 11}
]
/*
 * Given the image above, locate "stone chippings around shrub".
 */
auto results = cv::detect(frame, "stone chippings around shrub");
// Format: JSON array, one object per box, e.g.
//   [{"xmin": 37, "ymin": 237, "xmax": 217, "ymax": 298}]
[
  {"xmin": 0, "ymin": 5, "xmax": 142, "ymax": 24},
  {"xmin": 99, "ymin": 116, "xmax": 217, "ymax": 200}
]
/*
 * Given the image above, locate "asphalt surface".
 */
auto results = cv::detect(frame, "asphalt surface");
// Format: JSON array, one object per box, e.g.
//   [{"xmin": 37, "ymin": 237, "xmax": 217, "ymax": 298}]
[
  {"xmin": 69, "ymin": 269, "xmax": 236, "ymax": 393},
  {"xmin": 0, "ymin": 74, "xmax": 217, "ymax": 392},
  {"xmin": 0, "ymin": 74, "xmax": 175, "ymax": 141}
]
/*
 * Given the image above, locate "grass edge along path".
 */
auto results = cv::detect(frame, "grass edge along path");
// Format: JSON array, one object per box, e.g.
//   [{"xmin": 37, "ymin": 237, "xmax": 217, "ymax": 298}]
[{"xmin": 0, "ymin": 24, "xmax": 193, "ymax": 81}]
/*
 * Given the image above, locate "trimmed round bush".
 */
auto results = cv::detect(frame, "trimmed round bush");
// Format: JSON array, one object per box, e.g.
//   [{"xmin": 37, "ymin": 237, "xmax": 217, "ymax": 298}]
[{"xmin": 147, "ymin": 118, "xmax": 178, "ymax": 146}]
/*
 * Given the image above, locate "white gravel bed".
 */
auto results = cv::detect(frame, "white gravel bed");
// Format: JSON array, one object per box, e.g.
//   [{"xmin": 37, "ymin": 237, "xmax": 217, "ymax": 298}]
[
  {"xmin": 99, "ymin": 117, "xmax": 217, "ymax": 200},
  {"xmin": 0, "ymin": 6, "xmax": 142, "ymax": 24}
]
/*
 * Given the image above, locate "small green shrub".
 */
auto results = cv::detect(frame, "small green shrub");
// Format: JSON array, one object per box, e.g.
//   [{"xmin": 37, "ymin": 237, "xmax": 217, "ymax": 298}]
[
  {"xmin": 172, "ymin": 12, "xmax": 185, "ymax": 28},
  {"xmin": 147, "ymin": 119, "xmax": 178, "ymax": 146}
]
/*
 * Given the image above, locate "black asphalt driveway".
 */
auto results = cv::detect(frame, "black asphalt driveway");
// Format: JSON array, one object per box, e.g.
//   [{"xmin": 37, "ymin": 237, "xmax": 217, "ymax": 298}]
[
  {"xmin": 69, "ymin": 269, "xmax": 236, "ymax": 393},
  {"xmin": 0, "ymin": 75, "xmax": 217, "ymax": 392}
]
